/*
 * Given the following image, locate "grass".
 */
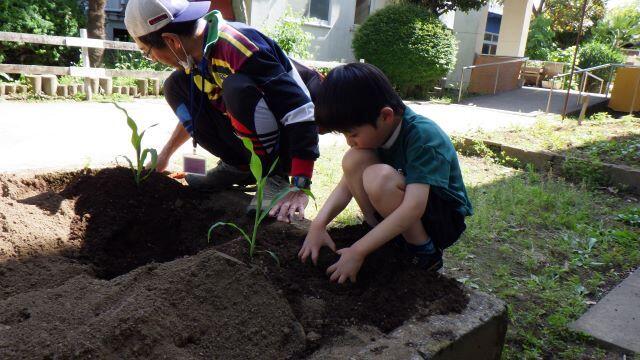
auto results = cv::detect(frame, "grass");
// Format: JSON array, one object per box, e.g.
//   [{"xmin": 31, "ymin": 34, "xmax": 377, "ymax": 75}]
[
  {"xmin": 312, "ymin": 139, "xmax": 640, "ymax": 358},
  {"xmin": 170, "ymin": 134, "xmax": 640, "ymax": 358},
  {"xmin": 464, "ymin": 112, "xmax": 640, "ymax": 169}
]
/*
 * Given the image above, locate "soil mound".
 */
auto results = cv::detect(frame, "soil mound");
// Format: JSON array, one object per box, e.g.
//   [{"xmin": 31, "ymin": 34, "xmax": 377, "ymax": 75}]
[
  {"xmin": 61, "ymin": 167, "xmax": 249, "ymax": 278},
  {"xmin": 0, "ymin": 169, "xmax": 470, "ymax": 358},
  {"xmin": 0, "ymin": 249, "xmax": 305, "ymax": 359}
]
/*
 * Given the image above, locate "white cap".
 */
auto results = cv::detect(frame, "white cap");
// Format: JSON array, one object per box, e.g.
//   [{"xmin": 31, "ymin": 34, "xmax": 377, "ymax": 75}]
[{"xmin": 124, "ymin": 0, "xmax": 210, "ymax": 38}]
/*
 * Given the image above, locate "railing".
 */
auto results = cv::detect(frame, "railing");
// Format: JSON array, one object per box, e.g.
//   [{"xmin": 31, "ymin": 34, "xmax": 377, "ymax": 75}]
[
  {"xmin": 457, "ymin": 57, "xmax": 528, "ymax": 102},
  {"xmin": 545, "ymin": 63, "xmax": 640, "ymax": 115},
  {"xmin": 0, "ymin": 30, "xmax": 342, "ymax": 86}
]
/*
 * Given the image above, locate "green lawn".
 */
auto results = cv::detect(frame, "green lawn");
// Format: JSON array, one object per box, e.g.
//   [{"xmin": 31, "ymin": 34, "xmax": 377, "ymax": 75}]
[
  {"xmin": 463, "ymin": 113, "xmax": 640, "ymax": 169},
  {"xmin": 314, "ymin": 139, "xmax": 640, "ymax": 359}
]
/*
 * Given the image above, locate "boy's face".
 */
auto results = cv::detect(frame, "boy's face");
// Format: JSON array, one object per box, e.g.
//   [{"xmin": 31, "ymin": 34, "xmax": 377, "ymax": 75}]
[{"xmin": 343, "ymin": 107, "xmax": 397, "ymax": 149}]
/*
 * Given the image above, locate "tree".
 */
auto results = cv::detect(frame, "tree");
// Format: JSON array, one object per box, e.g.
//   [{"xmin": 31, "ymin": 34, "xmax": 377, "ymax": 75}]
[
  {"xmin": 87, "ymin": 0, "xmax": 106, "ymax": 67},
  {"xmin": 0, "ymin": 0, "xmax": 85, "ymax": 66},
  {"xmin": 535, "ymin": 0, "xmax": 606, "ymax": 31},
  {"xmin": 525, "ymin": 15, "xmax": 558, "ymax": 60},
  {"xmin": 592, "ymin": 3, "xmax": 640, "ymax": 48},
  {"xmin": 400, "ymin": 0, "xmax": 489, "ymax": 16}
]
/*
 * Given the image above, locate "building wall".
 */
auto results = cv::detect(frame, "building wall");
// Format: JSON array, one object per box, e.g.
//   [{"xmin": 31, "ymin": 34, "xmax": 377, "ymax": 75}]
[
  {"xmin": 444, "ymin": 5, "xmax": 489, "ymax": 87},
  {"xmin": 248, "ymin": 0, "xmax": 391, "ymax": 61}
]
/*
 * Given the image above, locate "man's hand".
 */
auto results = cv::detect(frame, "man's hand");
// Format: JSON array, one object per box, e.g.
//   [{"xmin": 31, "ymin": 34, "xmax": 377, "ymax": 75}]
[
  {"xmin": 269, "ymin": 190, "xmax": 308, "ymax": 223},
  {"xmin": 153, "ymin": 151, "xmax": 170, "ymax": 173},
  {"xmin": 326, "ymin": 246, "xmax": 365, "ymax": 284},
  {"xmin": 299, "ymin": 224, "xmax": 336, "ymax": 265}
]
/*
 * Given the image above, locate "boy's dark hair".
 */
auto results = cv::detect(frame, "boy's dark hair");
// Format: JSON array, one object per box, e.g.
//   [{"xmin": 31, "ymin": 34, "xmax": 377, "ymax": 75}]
[
  {"xmin": 137, "ymin": 20, "xmax": 199, "ymax": 49},
  {"xmin": 315, "ymin": 63, "xmax": 405, "ymax": 133}
]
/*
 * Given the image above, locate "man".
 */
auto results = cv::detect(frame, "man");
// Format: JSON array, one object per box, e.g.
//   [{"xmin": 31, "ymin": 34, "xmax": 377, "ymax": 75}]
[{"xmin": 124, "ymin": 0, "xmax": 321, "ymax": 222}]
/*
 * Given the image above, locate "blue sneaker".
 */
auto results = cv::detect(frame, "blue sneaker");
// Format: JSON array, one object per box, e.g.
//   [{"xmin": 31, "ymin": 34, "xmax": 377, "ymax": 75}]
[{"xmin": 409, "ymin": 249, "xmax": 443, "ymax": 272}]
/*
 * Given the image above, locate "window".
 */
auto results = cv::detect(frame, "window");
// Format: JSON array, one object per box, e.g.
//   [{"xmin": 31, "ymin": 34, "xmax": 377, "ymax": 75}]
[
  {"xmin": 354, "ymin": 0, "xmax": 371, "ymax": 25},
  {"xmin": 306, "ymin": 0, "xmax": 330, "ymax": 23},
  {"xmin": 482, "ymin": 32, "xmax": 499, "ymax": 55}
]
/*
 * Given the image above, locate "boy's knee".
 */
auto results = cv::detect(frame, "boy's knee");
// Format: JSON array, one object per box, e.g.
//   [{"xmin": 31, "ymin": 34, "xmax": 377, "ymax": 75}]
[
  {"xmin": 363, "ymin": 164, "xmax": 402, "ymax": 198},
  {"xmin": 341, "ymin": 148, "xmax": 377, "ymax": 175}
]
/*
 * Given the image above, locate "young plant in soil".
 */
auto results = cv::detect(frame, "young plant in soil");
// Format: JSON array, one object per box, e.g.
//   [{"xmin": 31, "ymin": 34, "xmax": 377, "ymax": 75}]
[
  {"xmin": 208, "ymin": 137, "xmax": 314, "ymax": 263},
  {"xmin": 114, "ymin": 103, "xmax": 158, "ymax": 186}
]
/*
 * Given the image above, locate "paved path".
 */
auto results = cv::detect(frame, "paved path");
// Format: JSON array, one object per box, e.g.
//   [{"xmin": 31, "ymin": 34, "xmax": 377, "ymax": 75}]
[
  {"xmin": 459, "ymin": 87, "xmax": 608, "ymax": 116},
  {"xmin": 0, "ymin": 98, "xmax": 536, "ymax": 173},
  {"xmin": 570, "ymin": 268, "xmax": 640, "ymax": 354}
]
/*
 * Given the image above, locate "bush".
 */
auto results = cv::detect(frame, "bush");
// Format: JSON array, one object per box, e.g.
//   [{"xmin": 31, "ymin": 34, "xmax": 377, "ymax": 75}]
[
  {"xmin": 352, "ymin": 4, "xmax": 457, "ymax": 98},
  {"xmin": 577, "ymin": 42, "xmax": 625, "ymax": 80},
  {"xmin": 0, "ymin": 0, "xmax": 85, "ymax": 66},
  {"xmin": 526, "ymin": 15, "xmax": 558, "ymax": 61},
  {"xmin": 592, "ymin": 5, "xmax": 640, "ymax": 48},
  {"xmin": 263, "ymin": 7, "xmax": 313, "ymax": 59}
]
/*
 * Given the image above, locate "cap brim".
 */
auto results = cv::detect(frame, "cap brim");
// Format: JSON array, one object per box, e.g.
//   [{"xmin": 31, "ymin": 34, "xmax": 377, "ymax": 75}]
[{"xmin": 173, "ymin": 1, "xmax": 209, "ymax": 23}]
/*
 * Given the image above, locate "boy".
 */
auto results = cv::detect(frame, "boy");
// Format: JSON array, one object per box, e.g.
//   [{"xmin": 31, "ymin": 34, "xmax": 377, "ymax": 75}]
[
  {"xmin": 124, "ymin": 0, "xmax": 320, "ymax": 222},
  {"xmin": 298, "ymin": 63, "xmax": 472, "ymax": 283}
]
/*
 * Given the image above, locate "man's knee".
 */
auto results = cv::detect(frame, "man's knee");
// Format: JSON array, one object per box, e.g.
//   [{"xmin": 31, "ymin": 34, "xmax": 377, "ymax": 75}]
[
  {"xmin": 363, "ymin": 164, "xmax": 403, "ymax": 201},
  {"xmin": 342, "ymin": 148, "xmax": 378, "ymax": 176},
  {"xmin": 163, "ymin": 70, "xmax": 188, "ymax": 102}
]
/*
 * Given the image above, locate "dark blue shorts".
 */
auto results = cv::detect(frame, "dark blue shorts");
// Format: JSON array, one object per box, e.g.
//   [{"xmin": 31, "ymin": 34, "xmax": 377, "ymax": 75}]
[{"xmin": 375, "ymin": 190, "xmax": 466, "ymax": 251}]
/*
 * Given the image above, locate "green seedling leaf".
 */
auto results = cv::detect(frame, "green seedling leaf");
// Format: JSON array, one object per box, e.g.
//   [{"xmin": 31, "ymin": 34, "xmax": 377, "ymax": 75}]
[
  {"xmin": 241, "ymin": 137, "xmax": 262, "ymax": 181},
  {"xmin": 260, "ymin": 250, "xmax": 281, "ymax": 266},
  {"xmin": 113, "ymin": 102, "xmax": 159, "ymax": 186},
  {"xmin": 208, "ymin": 221, "xmax": 251, "ymax": 245}
]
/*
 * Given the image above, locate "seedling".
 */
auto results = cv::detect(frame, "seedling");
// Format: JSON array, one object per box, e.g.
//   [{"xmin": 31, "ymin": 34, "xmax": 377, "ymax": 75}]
[
  {"xmin": 114, "ymin": 103, "xmax": 158, "ymax": 186},
  {"xmin": 208, "ymin": 137, "xmax": 314, "ymax": 262}
]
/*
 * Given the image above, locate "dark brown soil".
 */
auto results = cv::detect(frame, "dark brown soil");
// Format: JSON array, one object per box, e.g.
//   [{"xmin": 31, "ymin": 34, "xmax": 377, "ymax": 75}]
[
  {"xmin": 0, "ymin": 168, "xmax": 469, "ymax": 359},
  {"xmin": 215, "ymin": 226, "xmax": 468, "ymax": 354},
  {"xmin": 60, "ymin": 167, "xmax": 250, "ymax": 278}
]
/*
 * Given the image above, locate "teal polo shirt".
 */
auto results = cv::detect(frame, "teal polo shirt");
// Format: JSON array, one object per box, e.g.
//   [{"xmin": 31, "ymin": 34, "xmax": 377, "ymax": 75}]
[{"xmin": 377, "ymin": 106, "xmax": 473, "ymax": 216}]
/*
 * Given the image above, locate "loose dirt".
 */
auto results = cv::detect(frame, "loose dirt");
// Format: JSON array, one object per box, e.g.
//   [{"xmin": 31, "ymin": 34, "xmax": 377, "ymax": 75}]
[{"xmin": 0, "ymin": 168, "xmax": 468, "ymax": 358}]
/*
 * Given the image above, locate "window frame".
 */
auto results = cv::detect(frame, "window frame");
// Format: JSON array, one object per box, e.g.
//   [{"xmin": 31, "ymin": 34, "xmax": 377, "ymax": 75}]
[{"xmin": 304, "ymin": 0, "xmax": 332, "ymax": 27}]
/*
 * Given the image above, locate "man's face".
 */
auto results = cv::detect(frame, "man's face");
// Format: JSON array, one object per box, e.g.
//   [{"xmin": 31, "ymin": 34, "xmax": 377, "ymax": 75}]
[{"xmin": 135, "ymin": 38, "xmax": 182, "ymax": 69}]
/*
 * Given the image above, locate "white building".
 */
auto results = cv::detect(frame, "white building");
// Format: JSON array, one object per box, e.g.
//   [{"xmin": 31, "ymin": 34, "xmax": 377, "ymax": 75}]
[{"xmin": 104, "ymin": 0, "xmax": 534, "ymax": 86}]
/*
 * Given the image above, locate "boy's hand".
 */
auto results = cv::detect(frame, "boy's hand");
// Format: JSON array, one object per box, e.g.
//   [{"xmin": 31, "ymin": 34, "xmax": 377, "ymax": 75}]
[
  {"xmin": 326, "ymin": 247, "xmax": 365, "ymax": 284},
  {"xmin": 299, "ymin": 224, "xmax": 336, "ymax": 265}
]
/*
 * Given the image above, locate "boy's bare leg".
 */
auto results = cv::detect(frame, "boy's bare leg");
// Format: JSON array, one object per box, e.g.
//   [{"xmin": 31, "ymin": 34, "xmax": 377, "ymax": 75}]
[
  {"xmin": 362, "ymin": 164, "xmax": 428, "ymax": 246},
  {"xmin": 341, "ymin": 148, "xmax": 380, "ymax": 227}
]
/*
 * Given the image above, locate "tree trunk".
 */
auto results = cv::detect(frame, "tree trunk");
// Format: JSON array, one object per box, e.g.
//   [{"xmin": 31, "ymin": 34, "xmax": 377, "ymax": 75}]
[{"xmin": 87, "ymin": 0, "xmax": 106, "ymax": 67}]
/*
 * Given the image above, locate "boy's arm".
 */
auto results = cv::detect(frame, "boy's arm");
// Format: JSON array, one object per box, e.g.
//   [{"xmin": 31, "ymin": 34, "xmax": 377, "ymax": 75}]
[
  {"xmin": 327, "ymin": 183, "xmax": 430, "ymax": 283},
  {"xmin": 299, "ymin": 177, "xmax": 352, "ymax": 264}
]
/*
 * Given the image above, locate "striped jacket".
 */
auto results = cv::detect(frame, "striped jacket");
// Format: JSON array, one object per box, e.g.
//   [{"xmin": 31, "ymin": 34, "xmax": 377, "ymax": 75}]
[{"xmin": 192, "ymin": 15, "xmax": 319, "ymax": 178}]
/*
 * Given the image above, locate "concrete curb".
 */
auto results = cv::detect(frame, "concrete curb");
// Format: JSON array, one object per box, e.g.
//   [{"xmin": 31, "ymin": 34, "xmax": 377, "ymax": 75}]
[{"xmin": 453, "ymin": 136, "xmax": 640, "ymax": 195}]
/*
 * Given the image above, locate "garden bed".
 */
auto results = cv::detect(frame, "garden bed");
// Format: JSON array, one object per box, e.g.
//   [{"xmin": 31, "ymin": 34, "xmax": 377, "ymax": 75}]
[{"xmin": 0, "ymin": 167, "xmax": 477, "ymax": 359}]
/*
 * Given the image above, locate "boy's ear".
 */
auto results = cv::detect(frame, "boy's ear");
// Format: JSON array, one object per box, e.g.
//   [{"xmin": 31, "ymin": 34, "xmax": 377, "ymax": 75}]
[{"xmin": 380, "ymin": 107, "xmax": 395, "ymax": 123}]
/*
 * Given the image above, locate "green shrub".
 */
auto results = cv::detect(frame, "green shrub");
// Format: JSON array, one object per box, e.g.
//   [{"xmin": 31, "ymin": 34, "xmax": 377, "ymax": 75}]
[
  {"xmin": 263, "ymin": 7, "xmax": 313, "ymax": 59},
  {"xmin": 592, "ymin": 5, "xmax": 640, "ymax": 48},
  {"xmin": 526, "ymin": 15, "xmax": 558, "ymax": 61},
  {"xmin": 0, "ymin": 0, "xmax": 85, "ymax": 66},
  {"xmin": 352, "ymin": 4, "xmax": 457, "ymax": 98},
  {"xmin": 576, "ymin": 42, "xmax": 625, "ymax": 80}
]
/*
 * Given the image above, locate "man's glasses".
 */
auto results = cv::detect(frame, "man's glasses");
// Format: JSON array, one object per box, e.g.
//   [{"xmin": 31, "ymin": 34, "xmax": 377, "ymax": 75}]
[{"xmin": 142, "ymin": 46, "xmax": 153, "ymax": 60}]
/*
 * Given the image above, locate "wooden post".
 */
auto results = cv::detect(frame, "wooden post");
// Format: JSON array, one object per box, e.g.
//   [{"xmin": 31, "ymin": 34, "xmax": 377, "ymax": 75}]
[
  {"xmin": 79, "ymin": 29, "xmax": 92, "ymax": 101},
  {"xmin": 0, "ymin": 83, "xmax": 5, "ymax": 97},
  {"xmin": 25, "ymin": 75, "xmax": 42, "ymax": 95},
  {"xmin": 56, "ymin": 85, "xmax": 68, "ymax": 97},
  {"xmin": 136, "ymin": 78, "xmax": 148, "ymax": 96},
  {"xmin": 16, "ymin": 84, "xmax": 27, "ymax": 94},
  {"xmin": 67, "ymin": 84, "xmax": 77, "ymax": 96},
  {"xmin": 578, "ymin": 95, "xmax": 590, "ymax": 125},
  {"xmin": 149, "ymin": 78, "xmax": 160, "ymax": 95},
  {"xmin": 5, "ymin": 83, "xmax": 16, "ymax": 95},
  {"xmin": 99, "ymin": 77, "xmax": 113, "ymax": 95},
  {"xmin": 128, "ymin": 85, "xmax": 138, "ymax": 96},
  {"xmin": 41, "ymin": 75, "xmax": 58, "ymax": 96}
]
